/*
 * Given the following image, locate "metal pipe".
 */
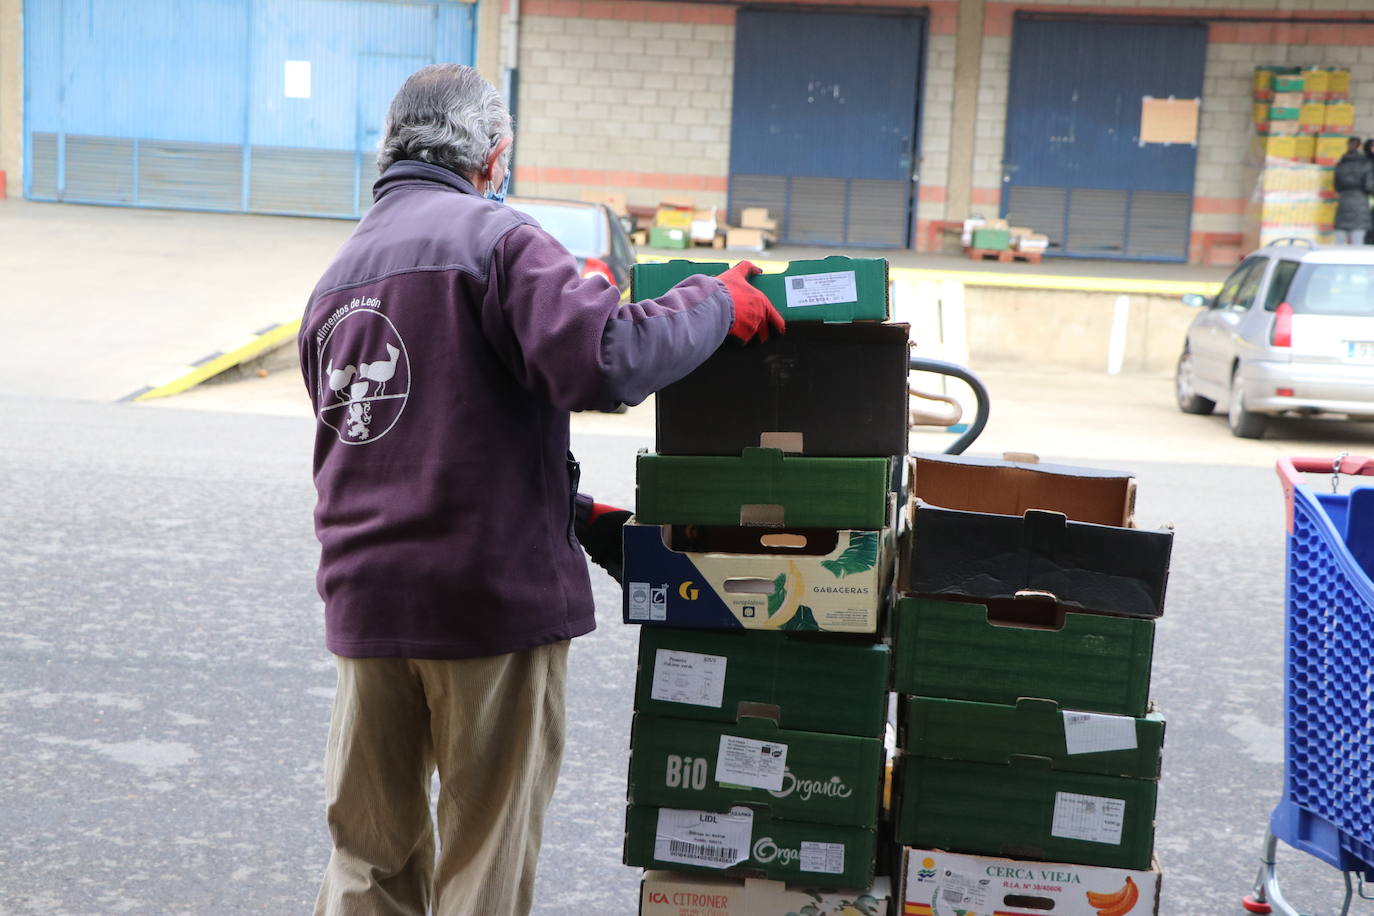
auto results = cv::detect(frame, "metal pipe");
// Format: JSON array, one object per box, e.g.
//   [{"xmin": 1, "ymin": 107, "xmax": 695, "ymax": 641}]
[{"xmin": 908, "ymin": 357, "xmax": 990, "ymax": 456}]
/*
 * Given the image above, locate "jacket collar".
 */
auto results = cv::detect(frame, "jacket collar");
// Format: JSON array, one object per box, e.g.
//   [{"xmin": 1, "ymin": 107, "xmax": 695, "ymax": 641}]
[{"xmin": 374, "ymin": 161, "xmax": 480, "ymax": 202}]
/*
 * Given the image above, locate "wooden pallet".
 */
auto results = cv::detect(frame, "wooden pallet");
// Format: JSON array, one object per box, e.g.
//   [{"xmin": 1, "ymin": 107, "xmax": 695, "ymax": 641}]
[{"xmin": 965, "ymin": 247, "xmax": 1043, "ymax": 265}]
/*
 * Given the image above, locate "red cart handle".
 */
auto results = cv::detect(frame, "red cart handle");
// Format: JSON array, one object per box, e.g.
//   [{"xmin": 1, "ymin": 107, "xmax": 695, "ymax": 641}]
[{"xmin": 1277, "ymin": 454, "xmax": 1374, "ymax": 532}]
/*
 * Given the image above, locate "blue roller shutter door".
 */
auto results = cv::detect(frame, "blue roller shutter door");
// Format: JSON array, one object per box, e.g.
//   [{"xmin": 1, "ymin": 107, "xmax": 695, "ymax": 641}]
[
  {"xmin": 728, "ymin": 8, "xmax": 923, "ymax": 248},
  {"xmin": 1001, "ymin": 17, "xmax": 1207, "ymax": 261},
  {"xmin": 24, "ymin": 0, "xmax": 475, "ymax": 217}
]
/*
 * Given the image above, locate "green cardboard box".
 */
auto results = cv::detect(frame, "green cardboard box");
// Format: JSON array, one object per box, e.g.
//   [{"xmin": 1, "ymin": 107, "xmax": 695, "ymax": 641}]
[
  {"xmin": 631, "ymin": 256, "xmax": 890, "ymax": 323},
  {"xmin": 892, "ymin": 597, "xmax": 1155, "ymax": 717},
  {"xmin": 628, "ymin": 715, "xmax": 885, "ymax": 827},
  {"xmin": 899, "ymin": 696, "xmax": 1165, "ymax": 779},
  {"xmin": 894, "ymin": 754, "xmax": 1157, "ymax": 871},
  {"xmin": 971, "ymin": 228, "xmax": 1011, "ymax": 250},
  {"xmin": 635, "ymin": 628, "xmax": 890, "ymax": 737},
  {"xmin": 622, "ymin": 523, "xmax": 893, "ymax": 635},
  {"xmin": 649, "ymin": 226, "xmax": 691, "ymax": 249},
  {"xmin": 624, "ymin": 805, "xmax": 877, "ymax": 888},
  {"xmin": 636, "ymin": 449, "xmax": 891, "ymax": 529}
]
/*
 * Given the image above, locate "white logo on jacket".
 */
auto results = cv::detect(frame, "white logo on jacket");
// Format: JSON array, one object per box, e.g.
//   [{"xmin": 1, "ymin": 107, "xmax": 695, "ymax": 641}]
[{"xmin": 315, "ymin": 304, "xmax": 411, "ymax": 445}]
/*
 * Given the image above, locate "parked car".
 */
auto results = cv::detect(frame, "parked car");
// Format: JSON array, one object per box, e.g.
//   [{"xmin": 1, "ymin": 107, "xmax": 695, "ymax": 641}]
[
  {"xmin": 1174, "ymin": 240, "xmax": 1374, "ymax": 438},
  {"xmin": 505, "ymin": 196, "xmax": 636, "ymax": 300}
]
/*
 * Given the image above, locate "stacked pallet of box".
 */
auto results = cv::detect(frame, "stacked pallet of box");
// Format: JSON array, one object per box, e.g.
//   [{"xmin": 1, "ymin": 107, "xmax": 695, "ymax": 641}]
[
  {"xmin": 1247, "ymin": 66, "xmax": 1352, "ymax": 248},
  {"xmin": 891, "ymin": 455, "xmax": 1174, "ymax": 916},
  {"xmin": 622, "ymin": 256, "xmax": 905, "ymax": 916}
]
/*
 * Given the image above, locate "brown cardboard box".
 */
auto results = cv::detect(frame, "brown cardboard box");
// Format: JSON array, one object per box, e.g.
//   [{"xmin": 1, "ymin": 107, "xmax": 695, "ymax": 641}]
[
  {"xmin": 909, "ymin": 452, "xmax": 1135, "ymax": 527},
  {"xmin": 726, "ymin": 227, "xmax": 772, "ymax": 251},
  {"xmin": 640, "ymin": 871, "xmax": 892, "ymax": 916},
  {"xmin": 900, "ymin": 848, "xmax": 1161, "ymax": 916},
  {"xmin": 740, "ymin": 208, "xmax": 778, "ymax": 232}
]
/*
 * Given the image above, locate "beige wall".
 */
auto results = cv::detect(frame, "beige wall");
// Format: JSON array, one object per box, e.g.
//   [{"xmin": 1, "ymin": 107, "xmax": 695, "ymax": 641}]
[
  {"xmin": 514, "ymin": 10, "xmax": 735, "ymax": 208},
  {"xmin": 0, "ymin": 0, "xmax": 20, "ymax": 198}
]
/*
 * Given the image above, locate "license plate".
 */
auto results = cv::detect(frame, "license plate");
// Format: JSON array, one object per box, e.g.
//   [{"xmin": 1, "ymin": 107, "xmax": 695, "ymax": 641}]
[{"xmin": 1347, "ymin": 341, "xmax": 1374, "ymax": 362}]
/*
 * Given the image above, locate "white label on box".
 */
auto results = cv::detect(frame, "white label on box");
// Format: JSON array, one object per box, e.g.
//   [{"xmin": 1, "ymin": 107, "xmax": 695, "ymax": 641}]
[
  {"xmin": 627, "ymin": 582, "xmax": 667, "ymax": 621},
  {"xmin": 1051, "ymin": 792, "xmax": 1126, "ymax": 846},
  {"xmin": 1063, "ymin": 711, "xmax": 1139, "ymax": 755},
  {"xmin": 799, "ymin": 841, "xmax": 846, "ymax": 875},
  {"xmin": 783, "ymin": 270, "xmax": 858, "ymax": 308},
  {"xmin": 933, "ymin": 868, "xmax": 990, "ymax": 910},
  {"xmin": 716, "ymin": 734, "xmax": 788, "ymax": 791},
  {"xmin": 654, "ymin": 806, "xmax": 752, "ymax": 869},
  {"xmin": 627, "ymin": 582, "xmax": 651, "ymax": 621},
  {"xmin": 650, "ymin": 648, "xmax": 726, "ymax": 708}
]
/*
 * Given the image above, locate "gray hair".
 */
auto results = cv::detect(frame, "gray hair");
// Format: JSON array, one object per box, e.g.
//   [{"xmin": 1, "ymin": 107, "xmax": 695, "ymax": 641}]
[{"xmin": 377, "ymin": 64, "xmax": 512, "ymax": 178}]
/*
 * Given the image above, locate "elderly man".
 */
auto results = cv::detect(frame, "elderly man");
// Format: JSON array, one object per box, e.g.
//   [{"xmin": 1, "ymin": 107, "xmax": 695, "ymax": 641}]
[{"xmin": 299, "ymin": 64, "xmax": 782, "ymax": 915}]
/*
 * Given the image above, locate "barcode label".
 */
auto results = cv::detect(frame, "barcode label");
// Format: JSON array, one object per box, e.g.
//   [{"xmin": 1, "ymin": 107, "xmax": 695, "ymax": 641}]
[
  {"xmin": 799, "ymin": 840, "xmax": 845, "ymax": 875},
  {"xmin": 783, "ymin": 270, "xmax": 858, "ymax": 309},
  {"xmin": 1051, "ymin": 791, "xmax": 1126, "ymax": 845},
  {"xmin": 668, "ymin": 840, "xmax": 737, "ymax": 863},
  {"xmin": 654, "ymin": 807, "xmax": 752, "ymax": 869},
  {"xmin": 1063, "ymin": 710, "xmax": 1138, "ymax": 755}
]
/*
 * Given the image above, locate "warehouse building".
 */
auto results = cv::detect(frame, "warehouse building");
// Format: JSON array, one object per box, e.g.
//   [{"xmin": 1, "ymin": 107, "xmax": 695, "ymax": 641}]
[{"xmin": 3, "ymin": 0, "xmax": 1374, "ymax": 264}]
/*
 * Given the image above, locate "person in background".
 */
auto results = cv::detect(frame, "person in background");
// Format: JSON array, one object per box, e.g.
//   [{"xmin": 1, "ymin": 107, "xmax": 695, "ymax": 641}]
[
  {"xmin": 1363, "ymin": 138, "xmax": 1374, "ymax": 244},
  {"xmin": 1333, "ymin": 136, "xmax": 1373, "ymax": 245},
  {"xmin": 299, "ymin": 64, "xmax": 784, "ymax": 916}
]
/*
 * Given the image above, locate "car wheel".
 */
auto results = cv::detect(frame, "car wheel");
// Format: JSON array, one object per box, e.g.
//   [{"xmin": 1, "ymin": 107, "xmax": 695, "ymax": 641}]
[
  {"xmin": 1228, "ymin": 367, "xmax": 1266, "ymax": 439},
  {"xmin": 1175, "ymin": 350, "xmax": 1215, "ymax": 415}
]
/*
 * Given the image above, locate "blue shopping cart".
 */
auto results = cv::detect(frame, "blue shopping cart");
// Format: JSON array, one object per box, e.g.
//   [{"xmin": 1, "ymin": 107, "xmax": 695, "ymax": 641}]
[{"xmin": 1243, "ymin": 455, "xmax": 1374, "ymax": 915}]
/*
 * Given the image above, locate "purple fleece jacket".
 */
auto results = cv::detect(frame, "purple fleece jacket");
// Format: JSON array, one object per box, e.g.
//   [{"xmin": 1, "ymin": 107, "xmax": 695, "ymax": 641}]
[{"xmin": 299, "ymin": 161, "xmax": 732, "ymax": 659}]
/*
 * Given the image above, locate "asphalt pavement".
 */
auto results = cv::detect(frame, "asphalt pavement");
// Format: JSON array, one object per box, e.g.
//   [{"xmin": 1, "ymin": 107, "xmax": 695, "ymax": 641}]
[
  {"xmin": 3, "ymin": 379, "xmax": 1367, "ymax": 914},
  {"xmin": 3, "ymin": 197, "xmax": 1368, "ymax": 915}
]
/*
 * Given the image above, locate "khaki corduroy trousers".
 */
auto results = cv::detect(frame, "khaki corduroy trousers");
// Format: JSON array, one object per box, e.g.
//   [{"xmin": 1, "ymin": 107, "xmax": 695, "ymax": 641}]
[{"xmin": 314, "ymin": 641, "xmax": 568, "ymax": 916}]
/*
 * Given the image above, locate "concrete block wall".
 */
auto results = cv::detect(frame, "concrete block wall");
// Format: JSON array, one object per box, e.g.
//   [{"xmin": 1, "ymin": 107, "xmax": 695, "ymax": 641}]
[
  {"xmin": 967, "ymin": 1, "xmax": 1374, "ymax": 263},
  {"xmin": 1194, "ymin": 28, "xmax": 1374, "ymax": 260},
  {"xmin": 513, "ymin": 0, "xmax": 735, "ymax": 208},
  {"xmin": 1, "ymin": 0, "xmax": 21, "ymax": 199},
  {"xmin": 512, "ymin": 0, "xmax": 960, "ymax": 247},
  {"xmin": 915, "ymin": 17, "xmax": 959, "ymax": 249}
]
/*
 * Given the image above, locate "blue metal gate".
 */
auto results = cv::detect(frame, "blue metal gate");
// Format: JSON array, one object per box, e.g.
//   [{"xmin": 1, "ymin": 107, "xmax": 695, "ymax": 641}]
[
  {"xmin": 1001, "ymin": 17, "xmax": 1207, "ymax": 261},
  {"xmin": 728, "ymin": 8, "xmax": 923, "ymax": 248},
  {"xmin": 24, "ymin": 0, "xmax": 476, "ymax": 218}
]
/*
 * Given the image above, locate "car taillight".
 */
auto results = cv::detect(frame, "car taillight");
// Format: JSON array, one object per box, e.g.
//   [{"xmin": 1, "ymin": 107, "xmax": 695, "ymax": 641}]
[
  {"xmin": 1271, "ymin": 301, "xmax": 1293, "ymax": 348},
  {"xmin": 582, "ymin": 257, "xmax": 615, "ymax": 284}
]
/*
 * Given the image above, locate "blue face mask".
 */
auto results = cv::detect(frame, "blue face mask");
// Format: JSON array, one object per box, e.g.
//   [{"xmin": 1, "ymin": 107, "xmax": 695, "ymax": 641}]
[{"xmin": 484, "ymin": 159, "xmax": 511, "ymax": 203}]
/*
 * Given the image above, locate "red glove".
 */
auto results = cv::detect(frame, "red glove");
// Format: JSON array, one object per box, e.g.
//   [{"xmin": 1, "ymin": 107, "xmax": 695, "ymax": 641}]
[{"xmin": 719, "ymin": 260, "xmax": 785, "ymax": 344}]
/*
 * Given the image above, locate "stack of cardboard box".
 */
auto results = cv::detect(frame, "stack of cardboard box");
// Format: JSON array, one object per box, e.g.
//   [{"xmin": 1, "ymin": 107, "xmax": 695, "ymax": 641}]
[
  {"xmin": 1247, "ymin": 66, "xmax": 1356, "ymax": 247},
  {"xmin": 725, "ymin": 209, "xmax": 778, "ymax": 252},
  {"xmin": 890, "ymin": 455, "xmax": 1173, "ymax": 916},
  {"xmin": 621, "ymin": 256, "xmax": 905, "ymax": 915},
  {"xmin": 651, "ymin": 200, "xmax": 696, "ymax": 250}
]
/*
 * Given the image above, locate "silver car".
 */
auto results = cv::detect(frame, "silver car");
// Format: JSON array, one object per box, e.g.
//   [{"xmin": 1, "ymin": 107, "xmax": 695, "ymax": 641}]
[{"xmin": 1174, "ymin": 241, "xmax": 1374, "ymax": 438}]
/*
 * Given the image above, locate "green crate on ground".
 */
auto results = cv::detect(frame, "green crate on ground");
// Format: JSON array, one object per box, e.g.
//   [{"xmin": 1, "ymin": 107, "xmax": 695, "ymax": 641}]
[
  {"xmin": 892, "ymin": 597, "xmax": 1155, "ymax": 717},
  {"xmin": 635, "ymin": 449, "xmax": 891, "ymax": 529},
  {"xmin": 628, "ymin": 715, "xmax": 885, "ymax": 827},
  {"xmin": 649, "ymin": 227, "xmax": 691, "ymax": 249},
  {"xmin": 624, "ymin": 805, "xmax": 877, "ymax": 888},
  {"xmin": 900, "ymin": 696, "xmax": 1165, "ymax": 779},
  {"xmin": 971, "ymin": 228, "xmax": 1011, "ymax": 250},
  {"xmin": 894, "ymin": 755, "xmax": 1157, "ymax": 871},
  {"xmin": 635, "ymin": 628, "xmax": 890, "ymax": 737}
]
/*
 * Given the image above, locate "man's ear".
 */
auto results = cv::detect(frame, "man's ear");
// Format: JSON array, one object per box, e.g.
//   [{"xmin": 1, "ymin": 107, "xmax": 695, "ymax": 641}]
[{"xmin": 488, "ymin": 135, "xmax": 513, "ymax": 180}]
